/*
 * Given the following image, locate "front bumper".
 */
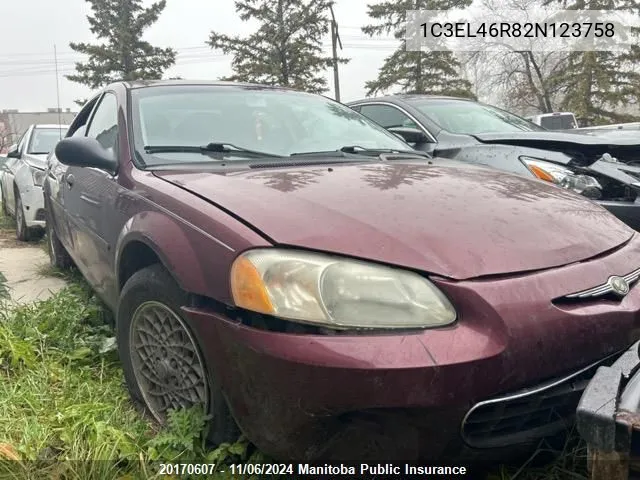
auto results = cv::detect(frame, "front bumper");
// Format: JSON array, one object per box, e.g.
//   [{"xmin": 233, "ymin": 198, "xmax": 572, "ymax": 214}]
[
  {"xmin": 577, "ymin": 341, "xmax": 640, "ymax": 479},
  {"xmin": 183, "ymin": 235, "xmax": 640, "ymax": 463},
  {"xmin": 18, "ymin": 183, "xmax": 45, "ymax": 228}
]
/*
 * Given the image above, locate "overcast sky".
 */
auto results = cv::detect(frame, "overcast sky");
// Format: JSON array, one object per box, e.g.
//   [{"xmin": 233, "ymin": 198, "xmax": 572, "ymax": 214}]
[{"xmin": 0, "ymin": 0, "xmax": 400, "ymax": 111}]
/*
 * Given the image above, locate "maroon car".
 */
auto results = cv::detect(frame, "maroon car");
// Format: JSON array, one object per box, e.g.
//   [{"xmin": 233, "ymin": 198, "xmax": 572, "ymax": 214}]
[{"xmin": 44, "ymin": 80, "xmax": 640, "ymax": 464}]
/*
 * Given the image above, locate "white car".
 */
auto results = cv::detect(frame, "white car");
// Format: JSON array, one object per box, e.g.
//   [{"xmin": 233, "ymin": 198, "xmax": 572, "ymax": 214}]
[
  {"xmin": 527, "ymin": 112, "xmax": 578, "ymax": 130},
  {"xmin": 0, "ymin": 124, "xmax": 68, "ymax": 240}
]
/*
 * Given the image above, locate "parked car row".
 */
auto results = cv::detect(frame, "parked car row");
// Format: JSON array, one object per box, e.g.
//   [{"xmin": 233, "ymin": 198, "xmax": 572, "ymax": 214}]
[
  {"xmin": 0, "ymin": 124, "xmax": 68, "ymax": 240},
  {"xmin": 3, "ymin": 81, "xmax": 640, "ymax": 472}
]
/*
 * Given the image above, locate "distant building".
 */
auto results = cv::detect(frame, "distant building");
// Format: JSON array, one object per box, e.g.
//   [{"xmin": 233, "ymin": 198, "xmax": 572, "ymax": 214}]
[{"xmin": 0, "ymin": 108, "xmax": 77, "ymax": 152}]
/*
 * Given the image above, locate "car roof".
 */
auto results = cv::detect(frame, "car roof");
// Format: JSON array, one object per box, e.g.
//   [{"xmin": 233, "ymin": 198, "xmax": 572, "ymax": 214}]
[
  {"xmin": 348, "ymin": 94, "xmax": 475, "ymax": 105},
  {"xmin": 113, "ymin": 79, "xmax": 295, "ymax": 92},
  {"xmin": 33, "ymin": 124, "xmax": 69, "ymax": 129}
]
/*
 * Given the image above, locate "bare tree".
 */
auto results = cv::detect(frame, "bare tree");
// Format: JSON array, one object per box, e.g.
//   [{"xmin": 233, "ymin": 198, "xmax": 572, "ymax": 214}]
[
  {"xmin": 460, "ymin": 0, "xmax": 569, "ymax": 114},
  {"xmin": 0, "ymin": 124, "xmax": 14, "ymax": 154}
]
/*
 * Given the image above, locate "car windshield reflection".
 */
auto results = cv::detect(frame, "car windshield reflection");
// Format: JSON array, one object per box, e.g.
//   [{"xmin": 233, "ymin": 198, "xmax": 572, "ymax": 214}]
[{"xmin": 132, "ymin": 86, "xmax": 411, "ymax": 164}]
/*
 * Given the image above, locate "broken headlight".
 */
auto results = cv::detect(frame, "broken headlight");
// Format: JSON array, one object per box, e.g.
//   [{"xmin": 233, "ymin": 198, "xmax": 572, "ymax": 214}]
[
  {"xmin": 30, "ymin": 167, "xmax": 46, "ymax": 186},
  {"xmin": 520, "ymin": 157, "xmax": 602, "ymax": 200}
]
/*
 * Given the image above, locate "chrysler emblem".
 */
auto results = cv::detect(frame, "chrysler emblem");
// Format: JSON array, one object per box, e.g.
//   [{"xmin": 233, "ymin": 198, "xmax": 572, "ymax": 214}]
[{"xmin": 608, "ymin": 275, "xmax": 630, "ymax": 297}]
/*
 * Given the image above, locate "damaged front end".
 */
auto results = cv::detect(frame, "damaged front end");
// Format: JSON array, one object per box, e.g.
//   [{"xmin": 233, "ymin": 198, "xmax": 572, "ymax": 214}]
[
  {"xmin": 577, "ymin": 341, "xmax": 640, "ymax": 480},
  {"xmin": 473, "ymin": 132, "xmax": 640, "ymax": 229}
]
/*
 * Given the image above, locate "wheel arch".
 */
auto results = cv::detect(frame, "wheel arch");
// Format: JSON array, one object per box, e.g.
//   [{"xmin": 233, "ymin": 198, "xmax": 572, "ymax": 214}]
[{"xmin": 115, "ymin": 212, "xmax": 209, "ymax": 298}]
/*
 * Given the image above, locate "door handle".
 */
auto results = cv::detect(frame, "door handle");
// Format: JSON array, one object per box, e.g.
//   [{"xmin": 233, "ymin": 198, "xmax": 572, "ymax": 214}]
[{"xmin": 65, "ymin": 173, "xmax": 75, "ymax": 188}]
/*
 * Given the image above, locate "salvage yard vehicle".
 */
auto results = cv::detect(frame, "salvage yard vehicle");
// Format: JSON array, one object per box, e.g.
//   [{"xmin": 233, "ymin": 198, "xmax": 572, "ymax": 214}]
[
  {"xmin": 349, "ymin": 95, "xmax": 640, "ymax": 230},
  {"xmin": 0, "ymin": 124, "xmax": 68, "ymax": 240},
  {"xmin": 527, "ymin": 111, "xmax": 578, "ymax": 130},
  {"xmin": 577, "ymin": 341, "xmax": 640, "ymax": 480},
  {"xmin": 44, "ymin": 80, "xmax": 640, "ymax": 464}
]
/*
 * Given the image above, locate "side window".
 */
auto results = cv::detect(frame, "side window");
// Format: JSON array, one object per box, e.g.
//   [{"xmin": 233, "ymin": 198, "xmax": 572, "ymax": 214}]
[
  {"xmin": 86, "ymin": 93, "xmax": 118, "ymax": 154},
  {"xmin": 16, "ymin": 129, "xmax": 29, "ymax": 153},
  {"xmin": 359, "ymin": 105, "xmax": 419, "ymax": 130},
  {"xmin": 66, "ymin": 95, "xmax": 101, "ymax": 137}
]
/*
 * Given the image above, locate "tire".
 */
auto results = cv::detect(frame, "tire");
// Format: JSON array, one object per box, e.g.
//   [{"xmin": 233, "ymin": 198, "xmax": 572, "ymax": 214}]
[
  {"xmin": 117, "ymin": 264, "xmax": 240, "ymax": 445},
  {"xmin": 15, "ymin": 190, "xmax": 31, "ymax": 242},
  {"xmin": 1, "ymin": 185, "xmax": 8, "ymax": 217},
  {"xmin": 45, "ymin": 204, "xmax": 74, "ymax": 269}
]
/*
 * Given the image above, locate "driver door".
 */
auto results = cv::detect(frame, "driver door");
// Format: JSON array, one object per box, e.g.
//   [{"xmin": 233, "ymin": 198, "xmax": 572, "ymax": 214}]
[
  {"xmin": 3, "ymin": 129, "xmax": 30, "ymax": 214},
  {"xmin": 63, "ymin": 92, "xmax": 119, "ymax": 295}
]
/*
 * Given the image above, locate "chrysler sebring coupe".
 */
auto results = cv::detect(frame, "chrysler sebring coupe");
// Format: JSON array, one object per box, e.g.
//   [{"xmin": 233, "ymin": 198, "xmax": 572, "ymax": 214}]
[{"xmin": 44, "ymin": 80, "xmax": 640, "ymax": 463}]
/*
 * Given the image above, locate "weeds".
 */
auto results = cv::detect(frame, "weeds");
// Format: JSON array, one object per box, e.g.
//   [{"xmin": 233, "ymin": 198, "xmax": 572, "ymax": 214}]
[{"xmin": 0, "ymin": 271, "xmax": 259, "ymax": 480}]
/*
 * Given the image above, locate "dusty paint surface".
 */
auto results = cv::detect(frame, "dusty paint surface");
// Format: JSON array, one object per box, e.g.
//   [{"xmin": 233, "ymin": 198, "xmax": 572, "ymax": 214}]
[{"xmin": 0, "ymin": 229, "xmax": 66, "ymax": 303}]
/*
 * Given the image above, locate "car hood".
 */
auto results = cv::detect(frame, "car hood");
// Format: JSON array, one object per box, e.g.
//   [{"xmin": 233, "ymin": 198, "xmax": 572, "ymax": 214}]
[
  {"xmin": 23, "ymin": 153, "xmax": 48, "ymax": 170},
  {"xmin": 473, "ymin": 131, "xmax": 640, "ymax": 161},
  {"xmin": 154, "ymin": 161, "xmax": 634, "ymax": 280}
]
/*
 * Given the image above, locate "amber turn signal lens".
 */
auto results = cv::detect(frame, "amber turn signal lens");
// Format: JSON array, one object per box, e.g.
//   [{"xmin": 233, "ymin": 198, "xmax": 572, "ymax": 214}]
[
  {"xmin": 528, "ymin": 164, "xmax": 555, "ymax": 182},
  {"xmin": 230, "ymin": 256, "xmax": 275, "ymax": 315}
]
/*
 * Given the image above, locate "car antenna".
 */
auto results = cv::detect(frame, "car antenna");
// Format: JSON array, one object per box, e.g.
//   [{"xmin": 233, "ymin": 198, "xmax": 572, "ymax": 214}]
[{"xmin": 54, "ymin": 44, "xmax": 62, "ymax": 140}]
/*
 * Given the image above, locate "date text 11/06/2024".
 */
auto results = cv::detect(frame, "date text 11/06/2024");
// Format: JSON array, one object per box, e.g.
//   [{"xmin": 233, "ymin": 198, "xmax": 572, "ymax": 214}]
[{"xmin": 157, "ymin": 463, "xmax": 470, "ymax": 477}]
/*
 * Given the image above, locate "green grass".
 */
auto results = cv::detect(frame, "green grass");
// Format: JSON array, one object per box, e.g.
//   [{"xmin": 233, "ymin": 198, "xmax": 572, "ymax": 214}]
[
  {"xmin": 0, "ymin": 211, "xmax": 13, "ymax": 230},
  {"xmin": 0, "ymin": 272, "xmax": 266, "ymax": 480}
]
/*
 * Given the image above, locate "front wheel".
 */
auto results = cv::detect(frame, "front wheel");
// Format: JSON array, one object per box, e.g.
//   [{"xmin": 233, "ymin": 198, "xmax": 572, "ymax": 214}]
[
  {"xmin": 117, "ymin": 264, "xmax": 240, "ymax": 445},
  {"xmin": 45, "ymin": 205, "xmax": 74, "ymax": 269},
  {"xmin": 15, "ymin": 191, "xmax": 31, "ymax": 242},
  {"xmin": 1, "ymin": 184, "xmax": 8, "ymax": 216}
]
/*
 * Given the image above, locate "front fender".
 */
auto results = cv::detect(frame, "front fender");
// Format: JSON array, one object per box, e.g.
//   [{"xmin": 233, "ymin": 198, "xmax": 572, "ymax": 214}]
[
  {"xmin": 115, "ymin": 211, "xmax": 211, "ymax": 299},
  {"xmin": 435, "ymin": 143, "xmax": 571, "ymax": 177}
]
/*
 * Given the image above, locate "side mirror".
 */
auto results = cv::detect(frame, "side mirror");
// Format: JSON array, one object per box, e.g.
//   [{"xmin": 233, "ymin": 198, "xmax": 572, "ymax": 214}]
[
  {"xmin": 55, "ymin": 137, "xmax": 117, "ymax": 172},
  {"xmin": 7, "ymin": 146, "xmax": 20, "ymax": 158},
  {"xmin": 387, "ymin": 127, "xmax": 430, "ymax": 144}
]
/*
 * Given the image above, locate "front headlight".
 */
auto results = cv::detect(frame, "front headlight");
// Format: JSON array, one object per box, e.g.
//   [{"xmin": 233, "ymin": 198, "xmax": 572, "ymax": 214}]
[
  {"xmin": 230, "ymin": 249, "xmax": 457, "ymax": 330},
  {"xmin": 30, "ymin": 167, "xmax": 45, "ymax": 186},
  {"xmin": 520, "ymin": 157, "xmax": 602, "ymax": 199}
]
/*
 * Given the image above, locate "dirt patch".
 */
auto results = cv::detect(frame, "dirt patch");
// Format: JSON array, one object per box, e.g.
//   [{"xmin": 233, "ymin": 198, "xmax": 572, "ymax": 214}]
[{"xmin": 0, "ymin": 226, "xmax": 67, "ymax": 304}]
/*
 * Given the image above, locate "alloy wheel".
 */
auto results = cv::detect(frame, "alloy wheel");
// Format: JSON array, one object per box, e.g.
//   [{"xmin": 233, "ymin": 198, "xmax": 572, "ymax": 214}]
[{"xmin": 129, "ymin": 301, "xmax": 210, "ymax": 423}]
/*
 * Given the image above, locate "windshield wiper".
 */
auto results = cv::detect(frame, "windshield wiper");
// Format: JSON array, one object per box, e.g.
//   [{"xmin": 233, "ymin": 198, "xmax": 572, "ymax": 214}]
[
  {"xmin": 290, "ymin": 146, "xmax": 431, "ymax": 158},
  {"xmin": 144, "ymin": 142, "xmax": 284, "ymax": 158}
]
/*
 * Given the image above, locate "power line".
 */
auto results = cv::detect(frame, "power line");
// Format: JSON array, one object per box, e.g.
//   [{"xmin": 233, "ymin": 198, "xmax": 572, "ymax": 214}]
[
  {"xmin": 0, "ymin": 43, "xmax": 400, "ymax": 78},
  {"xmin": 0, "ymin": 36, "xmax": 397, "ymax": 62}
]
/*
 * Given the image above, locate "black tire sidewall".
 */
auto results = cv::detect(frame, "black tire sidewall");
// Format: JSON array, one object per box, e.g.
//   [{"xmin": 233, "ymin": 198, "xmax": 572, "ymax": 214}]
[
  {"xmin": 1, "ymin": 187, "xmax": 7, "ymax": 216},
  {"xmin": 15, "ymin": 192, "xmax": 29, "ymax": 241},
  {"xmin": 116, "ymin": 264, "xmax": 239, "ymax": 443},
  {"xmin": 45, "ymin": 205, "xmax": 72, "ymax": 269}
]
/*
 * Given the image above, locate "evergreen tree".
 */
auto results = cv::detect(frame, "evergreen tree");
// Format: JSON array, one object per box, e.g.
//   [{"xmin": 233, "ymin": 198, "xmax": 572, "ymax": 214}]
[
  {"xmin": 545, "ymin": 0, "xmax": 640, "ymax": 124},
  {"xmin": 363, "ymin": 0, "xmax": 475, "ymax": 98},
  {"xmin": 207, "ymin": 0, "xmax": 347, "ymax": 94},
  {"xmin": 67, "ymin": 0, "xmax": 176, "ymax": 90}
]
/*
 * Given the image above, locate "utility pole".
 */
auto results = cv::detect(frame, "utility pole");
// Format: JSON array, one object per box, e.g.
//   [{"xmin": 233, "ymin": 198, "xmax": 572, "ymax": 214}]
[{"xmin": 329, "ymin": 4, "xmax": 342, "ymax": 102}]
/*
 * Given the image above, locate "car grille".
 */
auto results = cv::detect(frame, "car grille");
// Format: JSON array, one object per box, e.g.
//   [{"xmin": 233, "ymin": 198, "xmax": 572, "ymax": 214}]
[{"xmin": 461, "ymin": 350, "xmax": 623, "ymax": 449}]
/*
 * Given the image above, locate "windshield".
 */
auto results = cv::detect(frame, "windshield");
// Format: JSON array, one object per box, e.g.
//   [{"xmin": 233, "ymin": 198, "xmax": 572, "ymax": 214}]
[
  {"xmin": 131, "ymin": 86, "xmax": 411, "ymax": 164},
  {"xmin": 540, "ymin": 114, "xmax": 577, "ymax": 130},
  {"xmin": 410, "ymin": 100, "xmax": 545, "ymax": 135},
  {"xmin": 28, "ymin": 128, "xmax": 66, "ymax": 154}
]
